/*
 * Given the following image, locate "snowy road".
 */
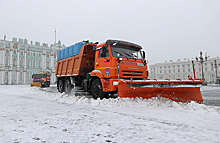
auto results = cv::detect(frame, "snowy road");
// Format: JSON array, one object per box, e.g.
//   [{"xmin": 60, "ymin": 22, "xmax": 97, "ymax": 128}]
[{"xmin": 0, "ymin": 85, "xmax": 220, "ymax": 143}]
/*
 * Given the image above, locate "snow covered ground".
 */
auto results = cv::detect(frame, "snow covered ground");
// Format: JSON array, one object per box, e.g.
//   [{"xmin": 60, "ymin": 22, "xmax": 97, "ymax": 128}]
[{"xmin": 0, "ymin": 85, "xmax": 220, "ymax": 143}]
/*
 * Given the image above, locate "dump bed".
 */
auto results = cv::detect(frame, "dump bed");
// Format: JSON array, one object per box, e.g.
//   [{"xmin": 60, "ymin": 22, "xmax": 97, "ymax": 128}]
[{"xmin": 55, "ymin": 43, "xmax": 95, "ymax": 77}]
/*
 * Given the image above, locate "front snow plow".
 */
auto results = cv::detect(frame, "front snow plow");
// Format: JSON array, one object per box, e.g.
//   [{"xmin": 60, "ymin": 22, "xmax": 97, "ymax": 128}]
[
  {"xmin": 30, "ymin": 82, "xmax": 42, "ymax": 87},
  {"xmin": 118, "ymin": 77, "xmax": 203, "ymax": 103}
]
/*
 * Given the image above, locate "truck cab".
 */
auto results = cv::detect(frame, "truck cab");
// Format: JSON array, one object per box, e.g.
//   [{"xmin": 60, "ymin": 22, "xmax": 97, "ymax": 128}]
[
  {"xmin": 31, "ymin": 72, "xmax": 50, "ymax": 87},
  {"xmin": 89, "ymin": 40, "xmax": 148, "ymax": 99}
]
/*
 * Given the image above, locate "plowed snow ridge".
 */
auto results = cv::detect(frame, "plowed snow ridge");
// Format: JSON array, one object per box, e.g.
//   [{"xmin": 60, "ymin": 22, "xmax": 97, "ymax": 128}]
[{"xmin": 30, "ymin": 87, "xmax": 220, "ymax": 114}]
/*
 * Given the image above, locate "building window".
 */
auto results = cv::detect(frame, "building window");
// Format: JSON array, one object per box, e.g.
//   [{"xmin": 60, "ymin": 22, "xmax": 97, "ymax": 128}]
[
  {"xmin": 205, "ymin": 68, "xmax": 207, "ymax": 71},
  {"xmin": 46, "ymin": 53, "xmax": 49, "ymax": 58},
  {"xmin": 27, "ymin": 59, "xmax": 30, "ymax": 68},
  {"xmin": 19, "ymin": 72, "xmax": 23, "ymax": 81},
  {"xmin": 168, "ymin": 66, "xmax": 170, "ymax": 68},
  {"xmin": 33, "ymin": 60, "xmax": 36, "ymax": 68},
  {"xmin": 12, "ymin": 73, "xmax": 16, "ymax": 81},
  {"xmin": 173, "ymin": 65, "xmax": 175, "ymax": 68},
  {"xmin": 164, "ymin": 70, "xmax": 166, "ymax": 73},
  {"xmin": 169, "ymin": 70, "xmax": 170, "ymax": 73},
  {"xmin": 178, "ymin": 69, "xmax": 180, "ymax": 73},
  {"xmin": 5, "ymin": 72, "xmax": 8, "ymax": 83},
  {"xmin": 164, "ymin": 66, "xmax": 166, "ymax": 68},
  {"xmin": 177, "ymin": 65, "xmax": 180, "ymax": 68},
  {"xmin": 13, "ymin": 50, "xmax": 16, "ymax": 55},
  {"xmin": 13, "ymin": 58, "xmax": 16, "ymax": 67},
  {"xmin": 182, "ymin": 65, "xmax": 185, "ymax": 67},
  {"xmin": 173, "ymin": 70, "xmax": 175, "ymax": 73},
  {"xmin": 188, "ymin": 69, "xmax": 190, "ymax": 72},
  {"xmin": 27, "ymin": 51, "xmax": 30, "ymax": 57},
  {"xmin": 46, "ymin": 60, "xmax": 50, "ymax": 68},
  {"xmin": 20, "ymin": 50, "xmax": 24, "ymax": 56},
  {"xmin": 54, "ymin": 61, "xmax": 56, "ymax": 68},
  {"xmin": 33, "ymin": 52, "xmax": 36, "ymax": 57},
  {"xmin": 183, "ymin": 69, "xmax": 185, "ymax": 73},
  {"xmin": 26, "ymin": 72, "xmax": 30, "ymax": 84},
  {"xmin": 211, "ymin": 67, "xmax": 214, "ymax": 71},
  {"xmin": 38, "ymin": 60, "xmax": 41, "ymax": 68},
  {"xmin": 39, "ymin": 53, "xmax": 41, "ymax": 58},
  {"xmin": 160, "ymin": 70, "xmax": 162, "ymax": 74},
  {"xmin": 199, "ymin": 68, "xmax": 201, "ymax": 71},
  {"xmin": 54, "ymin": 54, "xmax": 56, "ymax": 59},
  {"xmin": 6, "ymin": 49, "xmax": 9, "ymax": 54},
  {"xmin": 20, "ymin": 58, "xmax": 23, "ymax": 67},
  {"xmin": 5, "ymin": 57, "xmax": 9, "ymax": 66}
]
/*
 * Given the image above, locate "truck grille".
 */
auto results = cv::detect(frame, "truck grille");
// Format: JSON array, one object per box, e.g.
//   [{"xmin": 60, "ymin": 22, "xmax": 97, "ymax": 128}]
[
  {"xmin": 122, "ymin": 70, "xmax": 143, "ymax": 77},
  {"xmin": 34, "ymin": 80, "xmax": 43, "ymax": 82}
]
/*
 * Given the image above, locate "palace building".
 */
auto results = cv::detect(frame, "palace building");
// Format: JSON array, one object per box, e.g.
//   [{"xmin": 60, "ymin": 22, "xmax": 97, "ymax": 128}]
[
  {"xmin": 149, "ymin": 57, "xmax": 220, "ymax": 84},
  {"xmin": 0, "ymin": 35, "xmax": 65, "ymax": 85}
]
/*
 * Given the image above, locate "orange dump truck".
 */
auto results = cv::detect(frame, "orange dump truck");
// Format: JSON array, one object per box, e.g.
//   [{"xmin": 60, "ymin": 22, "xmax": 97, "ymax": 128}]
[
  {"xmin": 30, "ymin": 72, "xmax": 50, "ymax": 87},
  {"xmin": 55, "ymin": 40, "xmax": 203, "ymax": 103}
]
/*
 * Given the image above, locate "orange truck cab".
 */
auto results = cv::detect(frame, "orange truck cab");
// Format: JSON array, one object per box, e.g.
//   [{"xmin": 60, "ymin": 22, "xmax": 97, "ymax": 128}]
[
  {"xmin": 55, "ymin": 39, "xmax": 147, "ymax": 99},
  {"xmin": 31, "ymin": 72, "xmax": 50, "ymax": 87}
]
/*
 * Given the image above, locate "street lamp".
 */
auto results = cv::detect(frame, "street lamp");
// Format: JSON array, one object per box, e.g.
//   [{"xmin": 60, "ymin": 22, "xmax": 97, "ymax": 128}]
[
  {"xmin": 211, "ymin": 60, "xmax": 220, "ymax": 84},
  {"xmin": 196, "ymin": 51, "xmax": 208, "ymax": 85}
]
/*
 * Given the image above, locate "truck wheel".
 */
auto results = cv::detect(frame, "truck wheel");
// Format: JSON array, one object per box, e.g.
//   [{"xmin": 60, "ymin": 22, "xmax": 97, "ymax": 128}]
[
  {"xmin": 58, "ymin": 80, "xmax": 64, "ymax": 93},
  {"xmin": 91, "ymin": 79, "xmax": 105, "ymax": 99},
  {"xmin": 65, "ymin": 79, "xmax": 73, "ymax": 94}
]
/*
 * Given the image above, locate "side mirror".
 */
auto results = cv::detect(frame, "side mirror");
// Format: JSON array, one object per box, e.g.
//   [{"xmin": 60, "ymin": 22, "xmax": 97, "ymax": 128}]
[
  {"xmin": 142, "ymin": 51, "xmax": 145, "ymax": 59},
  {"xmin": 92, "ymin": 45, "xmax": 97, "ymax": 51}
]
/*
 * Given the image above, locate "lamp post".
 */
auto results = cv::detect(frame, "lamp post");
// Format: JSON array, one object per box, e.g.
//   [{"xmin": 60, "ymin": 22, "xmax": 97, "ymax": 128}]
[
  {"xmin": 211, "ymin": 60, "xmax": 220, "ymax": 84},
  {"xmin": 196, "ymin": 51, "xmax": 207, "ymax": 85}
]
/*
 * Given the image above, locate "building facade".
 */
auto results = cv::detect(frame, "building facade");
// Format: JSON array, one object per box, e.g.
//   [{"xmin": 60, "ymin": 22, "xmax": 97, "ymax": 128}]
[
  {"xmin": 0, "ymin": 36, "xmax": 65, "ymax": 85},
  {"xmin": 149, "ymin": 57, "xmax": 220, "ymax": 84}
]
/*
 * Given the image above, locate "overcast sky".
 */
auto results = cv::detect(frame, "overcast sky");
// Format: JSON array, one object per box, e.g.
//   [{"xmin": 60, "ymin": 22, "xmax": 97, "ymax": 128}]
[{"xmin": 1, "ymin": 0, "xmax": 220, "ymax": 64}]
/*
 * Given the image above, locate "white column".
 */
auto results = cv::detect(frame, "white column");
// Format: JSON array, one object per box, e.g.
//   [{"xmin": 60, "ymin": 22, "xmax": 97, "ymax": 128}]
[
  {"xmin": 8, "ymin": 49, "xmax": 13, "ymax": 84},
  {"xmin": 9, "ymin": 49, "xmax": 13, "ymax": 67},
  {"xmin": 1, "ymin": 48, "xmax": 5, "ymax": 84},
  {"xmin": 24, "ymin": 50, "xmax": 27, "ymax": 68},
  {"xmin": 2, "ymin": 70, "xmax": 5, "ymax": 84},
  {"xmin": 50, "ymin": 53, "xmax": 54, "ymax": 83},
  {"xmin": 17, "ymin": 49, "xmax": 20, "ymax": 84},
  {"xmin": 16, "ymin": 70, "xmax": 19, "ymax": 84},
  {"xmin": 50, "ymin": 53, "xmax": 54, "ymax": 69},
  {"xmin": 24, "ymin": 50, "xmax": 27, "ymax": 84},
  {"xmin": 42, "ymin": 53, "xmax": 46, "ymax": 71},
  {"xmin": 0, "ymin": 48, "xmax": 2, "ymax": 84},
  {"xmin": 2, "ymin": 48, "xmax": 5, "ymax": 67},
  {"xmin": 0, "ymin": 48, "xmax": 2, "ymax": 65},
  {"xmin": 23, "ymin": 71, "xmax": 26, "ymax": 84},
  {"xmin": 17, "ymin": 49, "xmax": 20, "ymax": 68}
]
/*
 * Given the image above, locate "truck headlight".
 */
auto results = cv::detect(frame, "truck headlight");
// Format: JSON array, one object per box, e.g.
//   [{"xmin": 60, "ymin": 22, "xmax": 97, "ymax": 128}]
[{"xmin": 113, "ymin": 81, "xmax": 118, "ymax": 85}]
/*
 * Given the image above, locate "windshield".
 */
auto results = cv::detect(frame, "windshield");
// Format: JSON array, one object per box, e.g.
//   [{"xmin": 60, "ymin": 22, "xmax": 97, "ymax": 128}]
[
  {"xmin": 32, "ymin": 74, "xmax": 46, "ymax": 79},
  {"xmin": 110, "ymin": 44, "xmax": 143, "ymax": 60}
]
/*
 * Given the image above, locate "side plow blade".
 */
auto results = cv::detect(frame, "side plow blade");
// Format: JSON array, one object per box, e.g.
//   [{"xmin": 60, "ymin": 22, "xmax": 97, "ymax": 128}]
[
  {"xmin": 30, "ymin": 82, "xmax": 42, "ymax": 87},
  {"xmin": 118, "ymin": 79, "xmax": 203, "ymax": 103}
]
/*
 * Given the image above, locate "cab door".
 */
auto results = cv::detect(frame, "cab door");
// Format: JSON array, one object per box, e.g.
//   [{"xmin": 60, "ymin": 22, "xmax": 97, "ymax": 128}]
[{"xmin": 95, "ymin": 45, "xmax": 111, "ymax": 78}]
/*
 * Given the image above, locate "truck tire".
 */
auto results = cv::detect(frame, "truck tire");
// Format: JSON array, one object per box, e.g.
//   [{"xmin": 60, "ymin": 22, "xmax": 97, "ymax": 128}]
[
  {"xmin": 58, "ymin": 80, "xmax": 64, "ymax": 93},
  {"xmin": 91, "ymin": 79, "xmax": 105, "ymax": 99},
  {"xmin": 64, "ymin": 79, "xmax": 73, "ymax": 94}
]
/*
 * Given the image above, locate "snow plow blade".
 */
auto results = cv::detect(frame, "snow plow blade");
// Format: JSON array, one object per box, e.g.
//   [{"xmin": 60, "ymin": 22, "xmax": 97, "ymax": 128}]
[
  {"xmin": 118, "ymin": 78, "xmax": 203, "ymax": 103},
  {"xmin": 30, "ymin": 82, "xmax": 42, "ymax": 87}
]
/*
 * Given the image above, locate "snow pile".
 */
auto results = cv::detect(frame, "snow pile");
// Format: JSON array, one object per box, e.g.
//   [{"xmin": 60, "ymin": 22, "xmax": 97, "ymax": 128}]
[{"xmin": 29, "ymin": 87, "xmax": 220, "ymax": 114}]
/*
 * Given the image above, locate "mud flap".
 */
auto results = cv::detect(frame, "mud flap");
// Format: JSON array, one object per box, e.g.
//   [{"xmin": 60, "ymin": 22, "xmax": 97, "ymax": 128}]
[{"xmin": 117, "ymin": 79, "xmax": 203, "ymax": 103}]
